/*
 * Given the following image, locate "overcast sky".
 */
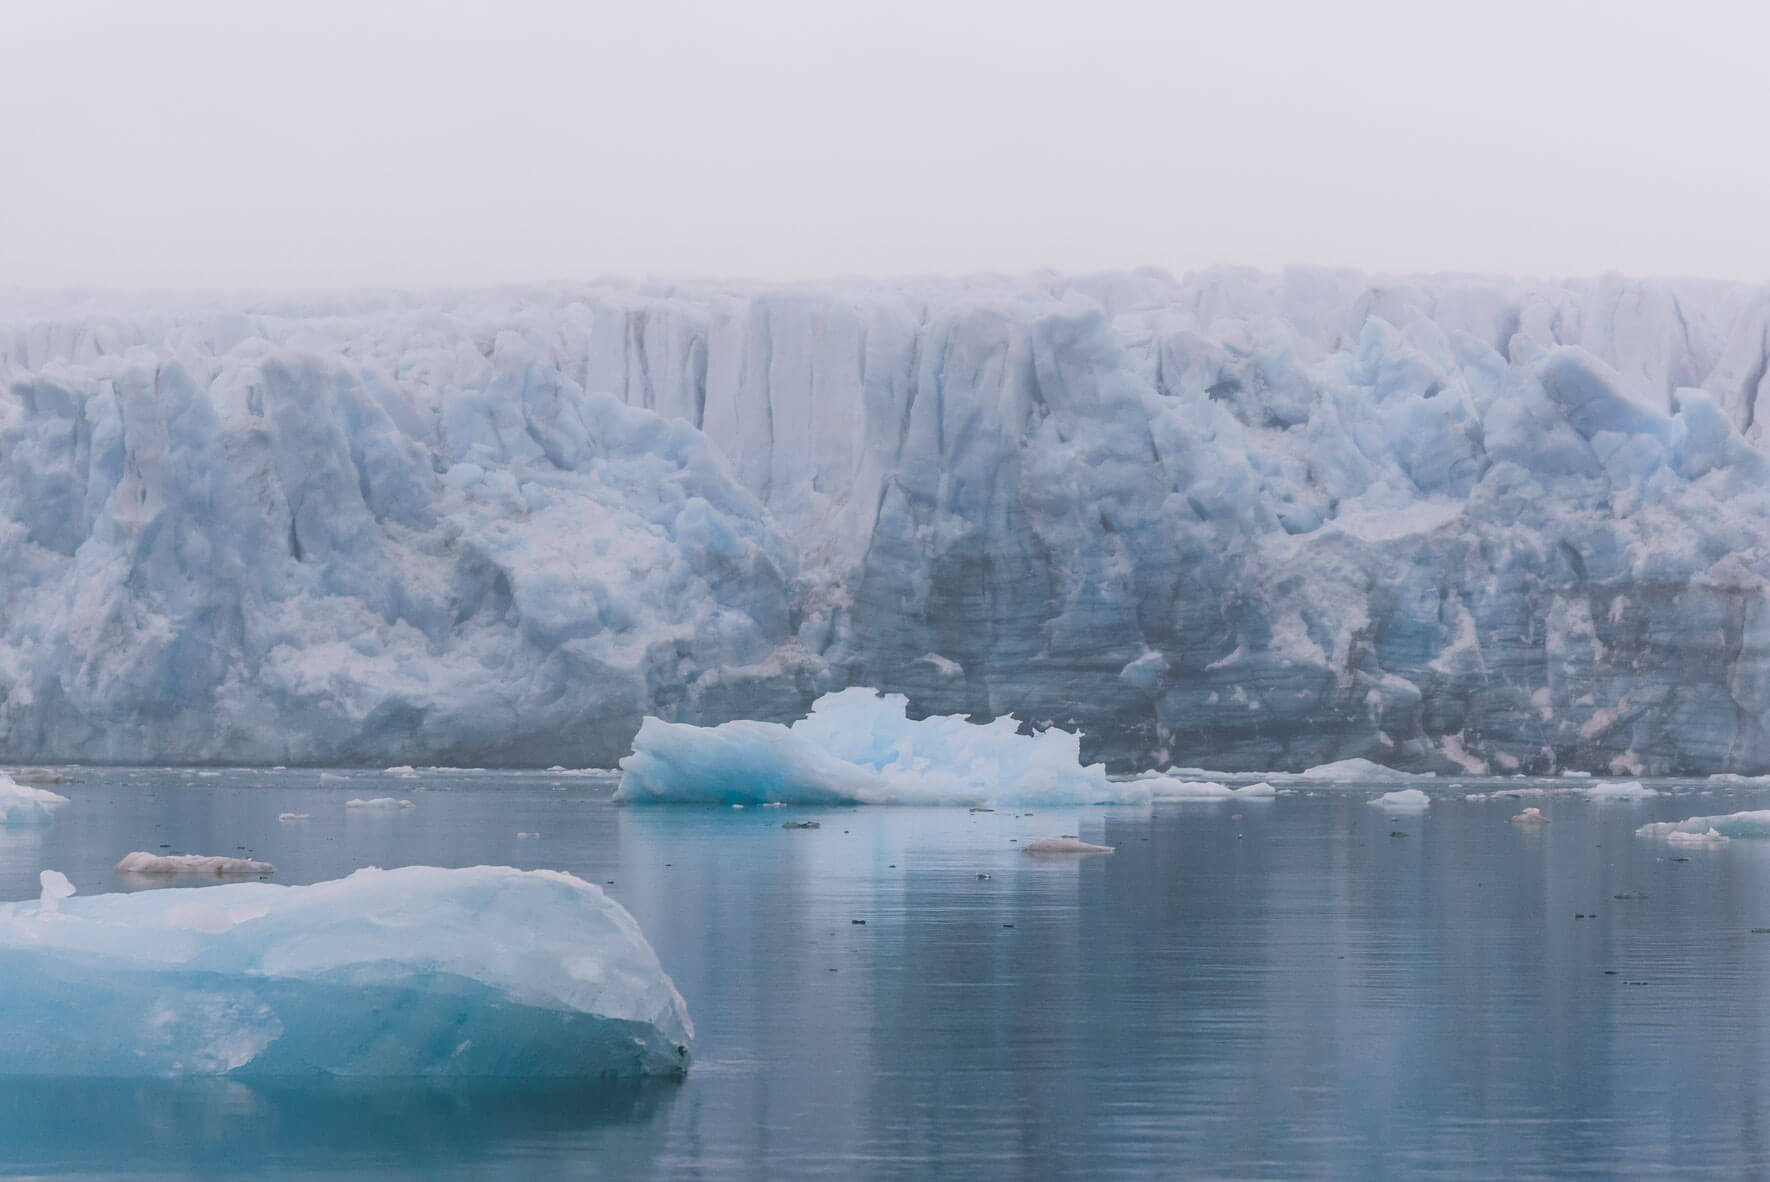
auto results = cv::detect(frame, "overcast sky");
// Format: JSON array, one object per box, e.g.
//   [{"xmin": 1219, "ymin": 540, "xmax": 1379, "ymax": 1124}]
[{"xmin": 4, "ymin": 0, "xmax": 1768, "ymax": 290}]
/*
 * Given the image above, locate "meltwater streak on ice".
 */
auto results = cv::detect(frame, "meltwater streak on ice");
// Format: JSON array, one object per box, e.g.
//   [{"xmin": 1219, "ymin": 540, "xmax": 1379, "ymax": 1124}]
[
  {"xmin": 0, "ymin": 864, "xmax": 691, "ymax": 1078},
  {"xmin": 13, "ymin": 270, "xmax": 1770, "ymax": 774}
]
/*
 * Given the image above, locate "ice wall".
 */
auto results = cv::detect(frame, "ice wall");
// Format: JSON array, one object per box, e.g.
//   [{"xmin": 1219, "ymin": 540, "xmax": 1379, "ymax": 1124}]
[{"xmin": 8, "ymin": 267, "xmax": 1770, "ymax": 773}]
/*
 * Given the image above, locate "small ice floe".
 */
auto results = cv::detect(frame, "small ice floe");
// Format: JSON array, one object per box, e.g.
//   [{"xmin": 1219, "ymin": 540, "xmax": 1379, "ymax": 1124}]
[
  {"xmin": 384, "ymin": 765, "xmax": 420, "ymax": 778},
  {"xmin": 1639, "ymin": 810, "xmax": 1770, "ymax": 841},
  {"xmin": 346, "ymin": 797, "xmax": 415, "ymax": 810},
  {"xmin": 277, "ymin": 813, "xmax": 310, "ymax": 823},
  {"xmin": 1296, "ymin": 758, "xmax": 1426, "ymax": 783},
  {"xmin": 1665, "ymin": 828, "xmax": 1730, "ymax": 848},
  {"xmin": 782, "ymin": 821, "xmax": 820, "ymax": 830},
  {"xmin": 1583, "ymin": 780, "xmax": 1659, "ymax": 801},
  {"xmin": 1145, "ymin": 776, "xmax": 1276, "ymax": 801},
  {"xmin": 115, "ymin": 852, "xmax": 275, "ymax": 877},
  {"xmin": 197, "ymin": 771, "xmax": 221, "ymax": 778},
  {"xmin": 0, "ymin": 773, "xmax": 70, "ymax": 827},
  {"xmin": 1369, "ymin": 789, "xmax": 1431, "ymax": 813},
  {"xmin": 319, "ymin": 772, "xmax": 351, "ymax": 783},
  {"xmin": 10, "ymin": 767, "xmax": 77, "ymax": 786},
  {"xmin": 516, "ymin": 832, "xmax": 540, "ymax": 839},
  {"xmin": 1510, "ymin": 807, "xmax": 1550, "ymax": 825},
  {"xmin": 38, "ymin": 870, "xmax": 76, "ymax": 914},
  {"xmin": 1021, "ymin": 837, "xmax": 1114, "ymax": 855}
]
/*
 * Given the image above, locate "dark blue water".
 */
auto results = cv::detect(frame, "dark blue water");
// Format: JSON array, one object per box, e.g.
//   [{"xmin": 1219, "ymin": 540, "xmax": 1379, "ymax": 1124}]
[{"xmin": 3, "ymin": 768, "xmax": 1770, "ymax": 1179}]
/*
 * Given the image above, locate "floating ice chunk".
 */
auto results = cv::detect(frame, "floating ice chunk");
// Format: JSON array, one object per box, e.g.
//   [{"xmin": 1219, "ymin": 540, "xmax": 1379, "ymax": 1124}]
[
  {"xmin": 346, "ymin": 797, "xmax": 415, "ymax": 810},
  {"xmin": 1583, "ymin": 780, "xmax": 1660, "ymax": 801},
  {"xmin": 1297, "ymin": 759, "xmax": 1425, "ymax": 783},
  {"xmin": 115, "ymin": 852, "xmax": 275, "ymax": 878},
  {"xmin": 1021, "ymin": 837, "xmax": 1114, "ymax": 855},
  {"xmin": 1562, "ymin": 771, "xmax": 1593, "ymax": 778},
  {"xmin": 277, "ymin": 813, "xmax": 309, "ymax": 823},
  {"xmin": 9, "ymin": 768, "xmax": 77, "ymax": 786},
  {"xmin": 1709, "ymin": 773, "xmax": 1770, "ymax": 786},
  {"xmin": 1665, "ymin": 828, "xmax": 1730, "ymax": 847},
  {"xmin": 319, "ymin": 773, "xmax": 351, "ymax": 783},
  {"xmin": 1510, "ymin": 807, "xmax": 1550, "ymax": 825},
  {"xmin": 0, "ymin": 774, "xmax": 70, "ymax": 827},
  {"xmin": 1638, "ymin": 810, "xmax": 1770, "ymax": 840},
  {"xmin": 383, "ymin": 766, "xmax": 419, "ymax": 778},
  {"xmin": 616, "ymin": 688, "xmax": 1127, "ymax": 807},
  {"xmin": 1371, "ymin": 788, "xmax": 1431, "ymax": 812},
  {"xmin": 0, "ymin": 865, "xmax": 691, "ymax": 1077},
  {"xmin": 1145, "ymin": 775, "xmax": 1275, "ymax": 801}
]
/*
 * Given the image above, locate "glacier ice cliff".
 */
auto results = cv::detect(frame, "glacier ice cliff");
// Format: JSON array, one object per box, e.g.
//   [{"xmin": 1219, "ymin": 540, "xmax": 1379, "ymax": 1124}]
[
  {"xmin": 0, "ymin": 865, "xmax": 692, "ymax": 1077},
  {"xmin": 9, "ymin": 267, "xmax": 1770, "ymax": 773}
]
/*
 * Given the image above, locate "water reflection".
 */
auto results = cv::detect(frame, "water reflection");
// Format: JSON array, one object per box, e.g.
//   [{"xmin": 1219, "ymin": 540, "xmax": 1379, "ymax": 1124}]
[{"xmin": 7, "ymin": 771, "xmax": 1770, "ymax": 1176}]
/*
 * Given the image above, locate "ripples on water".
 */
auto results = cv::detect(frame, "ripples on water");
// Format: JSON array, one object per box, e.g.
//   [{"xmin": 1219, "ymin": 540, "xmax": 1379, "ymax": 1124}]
[{"xmin": 3, "ymin": 769, "xmax": 1769, "ymax": 1179}]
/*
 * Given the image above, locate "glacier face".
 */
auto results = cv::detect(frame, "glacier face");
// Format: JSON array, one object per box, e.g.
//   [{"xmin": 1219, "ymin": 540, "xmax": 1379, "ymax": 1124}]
[{"xmin": 7, "ymin": 267, "xmax": 1770, "ymax": 774}]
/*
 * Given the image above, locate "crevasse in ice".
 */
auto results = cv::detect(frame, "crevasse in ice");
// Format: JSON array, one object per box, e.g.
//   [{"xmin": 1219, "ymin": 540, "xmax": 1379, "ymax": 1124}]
[{"xmin": 10, "ymin": 268, "xmax": 1770, "ymax": 773}]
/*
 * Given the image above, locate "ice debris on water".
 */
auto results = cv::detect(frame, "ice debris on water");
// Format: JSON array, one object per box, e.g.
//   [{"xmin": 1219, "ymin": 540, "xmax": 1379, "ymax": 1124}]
[
  {"xmin": 1510, "ymin": 807, "xmax": 1550, "ymax": 825},
  {"xmin": 1664, "ymin": 828, "xmax": 1730, "ymax": 848},
  {"xmin": 346, "ymin": 797, "xmax": 415, "ymax": 810},
  {"xmin": 0, "ymin": 773, "xmax": 69, "ymax": 827},
  {"xmin": 1638, "ymin": 810, "xmax": 1770, "ymax": 841},
  {"xmin": 0, "ymin": 865, "xmax": 691, "ymax": 1077},
  {"xmin": 277, "ymin": 813, "xmax": 309, "ymax": 823},
  {"xmin": 115, "ymin": 852, "xmax": 274, "ymax": 878},
  {"xmin": 1021, "ymin": 838, "xmax": 1115, "ymax": 855},
  {"xmin": 1582, "ymin": 780, "xmax": 1660, "ymax": 801},
  {"xmin": 1370, "ymin": 789, "xmax": 1431, "ymax": 812},
  {"xmin": 1143, "ymin": 776, "xmax": 1276, "ymax": 801}
]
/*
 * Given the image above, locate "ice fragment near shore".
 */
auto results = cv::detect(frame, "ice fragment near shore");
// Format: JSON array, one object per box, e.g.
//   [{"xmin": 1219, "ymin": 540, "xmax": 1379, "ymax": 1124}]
[
  {"xmin": 1371, "ymin": 788, "xmax": 1431, "ymax": 812},
  {"xmin": 1638, "ymin": 810, "xmax": 1770, "ymax": 840},
  {"xmin": 0, "ymin": 865, "xmax": 691, "ymax": 1077}
]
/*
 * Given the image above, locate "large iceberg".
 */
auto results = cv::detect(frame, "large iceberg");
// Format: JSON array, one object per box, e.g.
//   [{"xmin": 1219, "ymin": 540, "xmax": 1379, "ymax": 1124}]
[
  {"xmin": 616, "ymin": 687, "xmax": 1125, "ymax": 806},
  {"xmin": 11, "ymin": 269, "xmax": 1770, "ymax": 773},
  {"xmin": 1637, "ymin": 810, "xmax": 1770, "ymax": 840},
  {"xmin": 0, "ymin": 865, "xmax": 691, "ymax": 1077}
]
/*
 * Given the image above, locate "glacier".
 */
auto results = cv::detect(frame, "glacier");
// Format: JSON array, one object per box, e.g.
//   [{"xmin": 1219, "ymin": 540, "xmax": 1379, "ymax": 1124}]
[
  {"xmin": 10, "ymin": 267, "xmax": 1770, "ymax": 773},
  {"xmin": 0, "ymin": 865, "xmax": 691, "ymax": 1077}
]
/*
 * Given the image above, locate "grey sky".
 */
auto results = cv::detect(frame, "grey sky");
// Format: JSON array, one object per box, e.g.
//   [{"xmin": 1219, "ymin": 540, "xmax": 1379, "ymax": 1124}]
[{"xmin": 5, "ymin": 0, "xmax": 1768, "ymax": 290}]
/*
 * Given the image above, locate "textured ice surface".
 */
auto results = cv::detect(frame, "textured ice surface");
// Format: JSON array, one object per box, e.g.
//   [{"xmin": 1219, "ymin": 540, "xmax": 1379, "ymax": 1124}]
[
  {"xmin": 1638, "ymin": 810, "xmax": 1770, "ymax": 840},
  {"xmin": 1371, "ymin": 788, "xmax": 1432, "ymax": 812},
  {"xmin": 114, "ymin": 852, "xmax": 274, "ymax": 877},
  {"xmin": 13, "ymin": 269, "xmax": 1770, "ymax": 772},
  {"xmin": 0, "ymin": 772, "xmax": 68, "ymax": 826},
  {"xmin": 1665, "ymin": 827, "xmax": 1730, "ymax": 847},
  {"xmin": 346, "ymin": 797, "xmax": 414, "ymax": 810},
  {"xmin": 1294, "ymin": 759, "xmax": 1428, "ymax": 782},
  {"xmin": 616, "ymin": 688, "xmax": 1124, "ymax": 806},
  {"xmin": 0, "ymin": 865, "xmax": 690, "ymax": 1077},
  {"xmin": 1510, "ymin": 807, "xmax": 1550, "ymax": 825}
]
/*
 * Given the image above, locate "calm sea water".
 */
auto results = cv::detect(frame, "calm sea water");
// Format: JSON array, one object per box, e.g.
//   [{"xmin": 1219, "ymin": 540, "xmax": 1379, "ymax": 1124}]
[{"xmin": 3, "ymin": 768, "xmax": 1769, "ymax": 1179}]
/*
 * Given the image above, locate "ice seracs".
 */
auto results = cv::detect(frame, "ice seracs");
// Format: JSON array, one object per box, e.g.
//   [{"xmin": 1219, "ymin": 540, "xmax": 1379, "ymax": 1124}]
[
  {"xmin": 0, "ymin": 865, "xmax": 691, "ymax": 1077},
  {"xmin": 615, "ymin": 688, "xmax": 1129, "ymax": 807},
  {"xmin": 13, "ymin": 270, "xmax": 1770, "ymax": 774}
]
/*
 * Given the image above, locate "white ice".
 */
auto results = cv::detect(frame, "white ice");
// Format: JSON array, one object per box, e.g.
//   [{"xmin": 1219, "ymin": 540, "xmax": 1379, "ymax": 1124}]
[
  {"xmin": 114, "ymin": 852, "xmax": 275, "ymax": 877},
  {"xmin": 615, "ymin": 687, "xmax": 1130, "ymax": 807},
  {"xmin": 0, "ymin": 772, "xmax": 69, "ymax": 826},
  {"xmin": 1582, "ymin": 780, "xmax": 1661, "ymax": 801},
  {"xmin": 1665, "ymin": 828, "xmax": 1730, "ymax": 847},
  {"xmin": 346, "ymin": 797, "xmax": 414, "ymax": 810},
  {"xmin": 1638, "ymin": 810, "xmax": 1770, "ymax": 840},
  {"xmin": 0, "ymin": 865, "xmax": 691, "ymax": 1077},
  {"xmin": 1371, "ymin": 788, "xmax": 1432, "ymax": 812},
  {"xmin": 1510, "ymin": 807, "xmax": 1551, "ymax": 825},
  {"xmin": 1144, "ymin": 775, "xmax": 1276, "ymax": 801},
  {"xmin": 10, "ymin": 270, "xmax": 1770, "ymax": 775}
]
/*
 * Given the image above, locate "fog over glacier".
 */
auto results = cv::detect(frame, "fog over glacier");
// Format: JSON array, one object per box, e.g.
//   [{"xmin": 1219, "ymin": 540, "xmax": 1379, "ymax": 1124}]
[{"xmin": 6, "ymin": 267, "xmax": 1770, "ymax": 773}]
